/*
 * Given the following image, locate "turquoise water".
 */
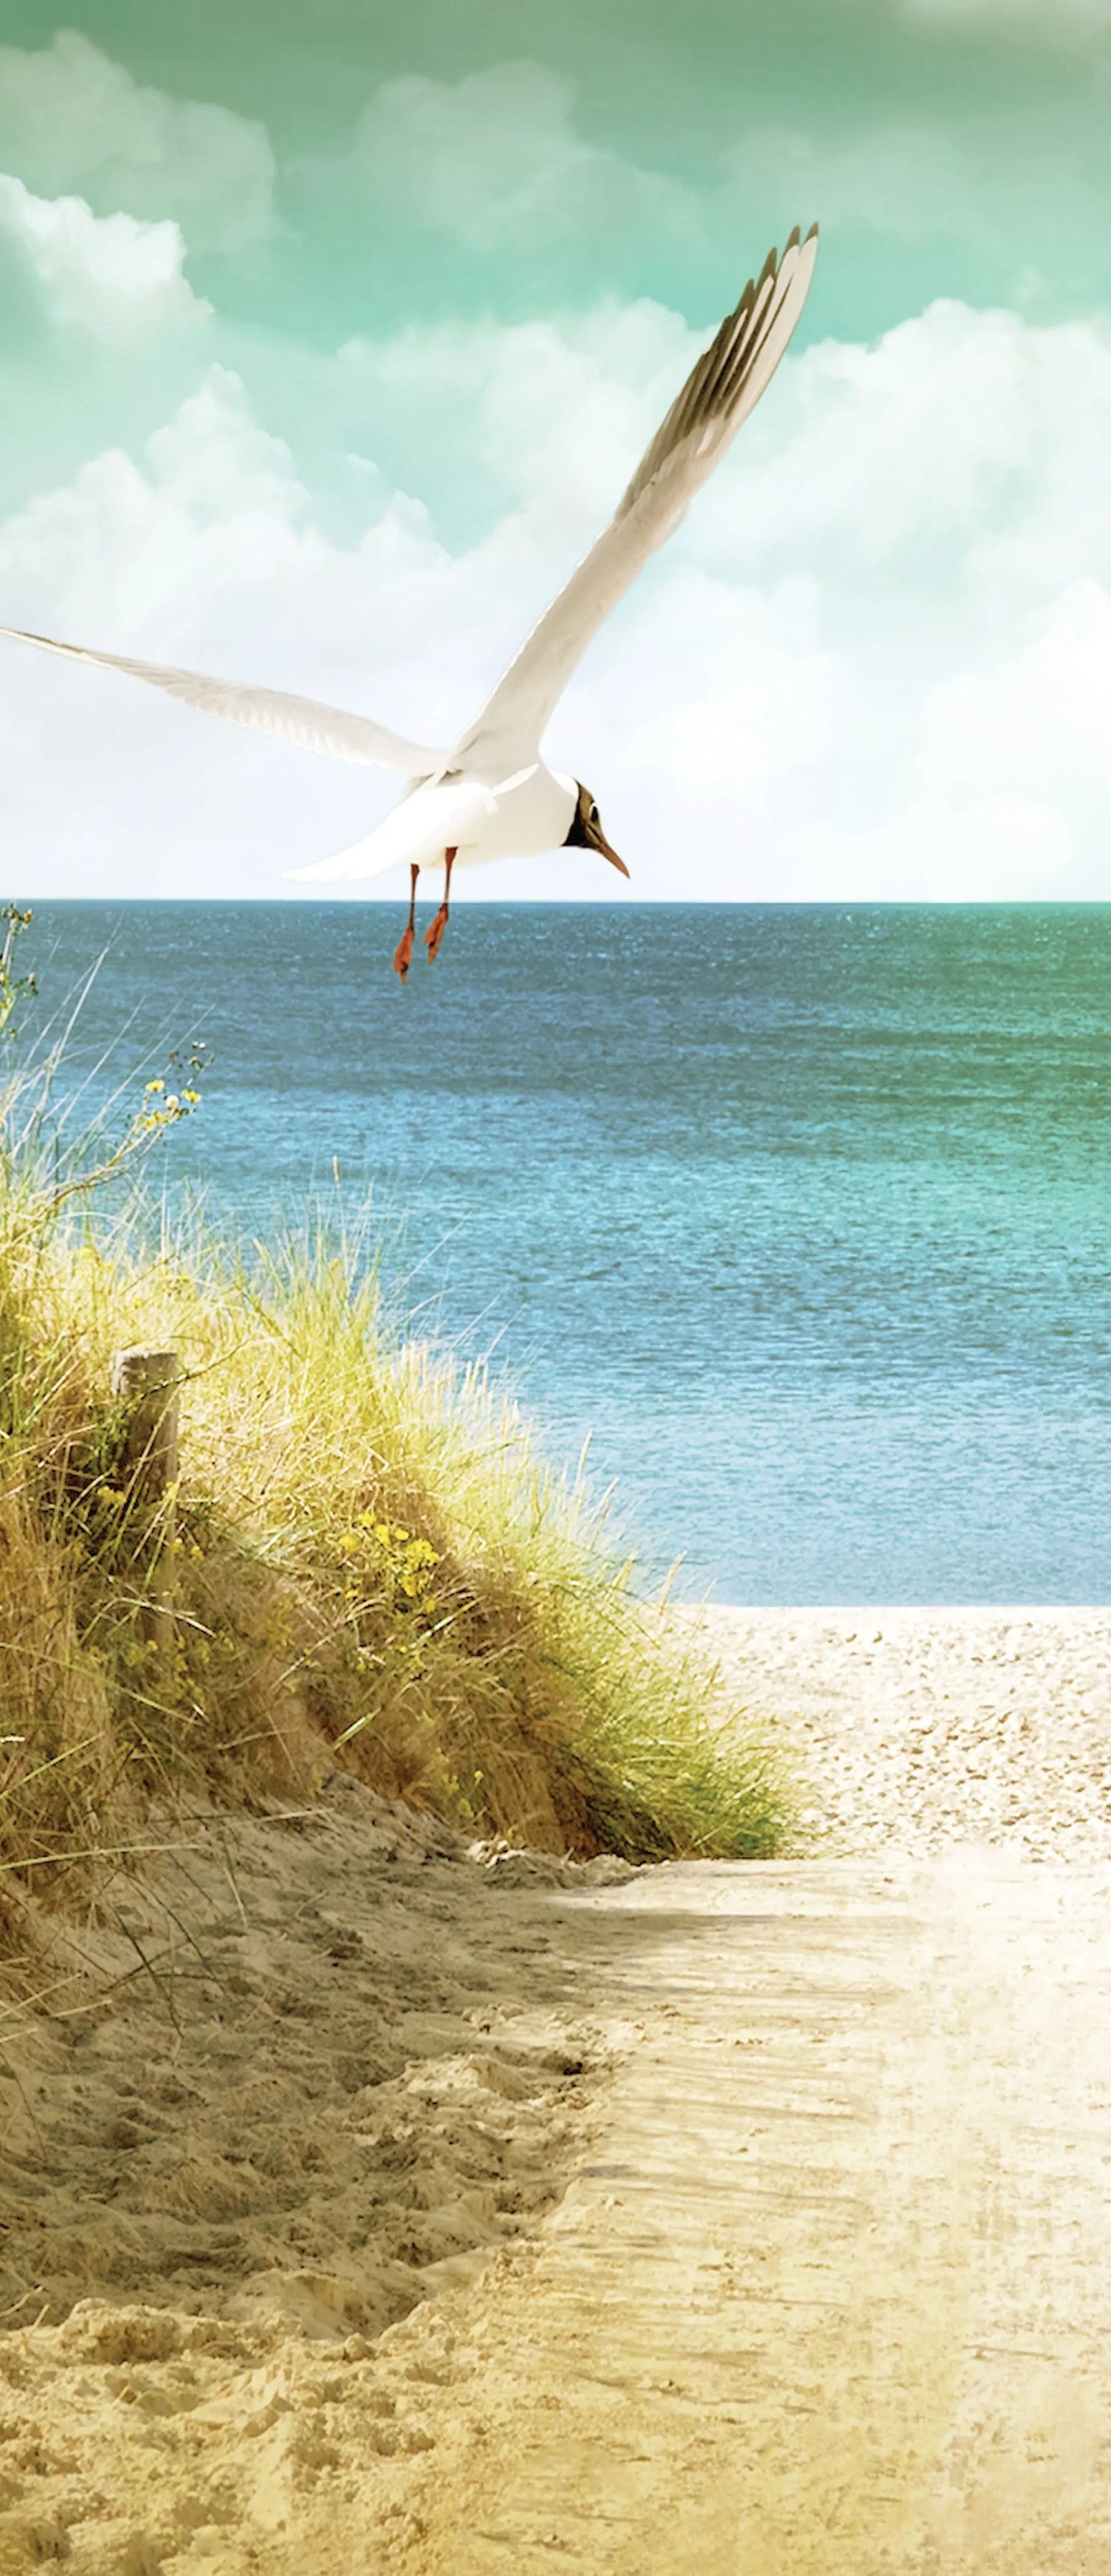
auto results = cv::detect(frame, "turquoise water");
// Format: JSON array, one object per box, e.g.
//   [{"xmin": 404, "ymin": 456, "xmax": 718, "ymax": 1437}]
[{"xmin": 18, "ymin": 900, "xmax": 1111, "ymax": 1603}]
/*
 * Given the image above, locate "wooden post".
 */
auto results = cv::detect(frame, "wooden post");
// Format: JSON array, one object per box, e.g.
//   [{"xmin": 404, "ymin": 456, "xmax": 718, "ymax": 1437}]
[{"xmin": 111, "ymin": 1347, "xmax": 179, "ymax": 1647}]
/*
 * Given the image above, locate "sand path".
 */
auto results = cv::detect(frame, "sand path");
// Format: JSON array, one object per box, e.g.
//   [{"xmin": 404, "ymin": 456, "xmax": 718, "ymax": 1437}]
[
  {"xmin": 401, "ymin": 1848, "xmax": 1111, "ymax": 2575},
  {"xmin": 3, "ymin": 1615, "xmax": 1111, "ymax": 2569}
]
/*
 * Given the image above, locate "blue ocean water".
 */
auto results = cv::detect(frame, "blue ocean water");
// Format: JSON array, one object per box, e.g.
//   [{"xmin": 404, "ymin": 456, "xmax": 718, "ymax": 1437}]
[{"xmin": 16, "ymin": 900, "xmax": 1111, "ymax": 1604}]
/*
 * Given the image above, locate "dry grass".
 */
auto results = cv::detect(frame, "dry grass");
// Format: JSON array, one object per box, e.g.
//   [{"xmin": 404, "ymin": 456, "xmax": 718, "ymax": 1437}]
[
  {"xmin": 0, "ymin": 1207, "xmax": 795, "ymax": 1927},
  {"xmin": 0, "ymin": 906, "xmax": 794, "ymax": 1933}
]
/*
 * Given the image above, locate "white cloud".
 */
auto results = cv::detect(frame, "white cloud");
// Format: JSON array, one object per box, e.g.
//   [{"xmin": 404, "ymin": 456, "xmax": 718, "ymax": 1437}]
[
  {"xmin": 923, "ymin": 581, "xmax": 1111, "ymax": 788},
  {"xmin": 336, "ymin": 294, "xmax": 692, "ymax": 548},
  {"xmin": 4, "ymin": 293, "xmax": 1111, "ymax": 901},
  {"xmin": 724, "ymin": 118, "xmax": 984, "ymax": 250},
  {"xmin": 0, "ymin": 367, "xmax": 465, "ymax": 898},
  {"xmin": 684, "ymin": 298, "xmax": 1111, "ymax": 599},
  {"xmin": 0, "ymin": 173, "xmax": 207, "ymax": 347},
  {"xmin": 783, "ymin": 793, "xmax": 1075, "ymax": 902},
  {"xmin": 0, "ymin": 31, "xmax": 277, "ymax": 254},
  {"xmin": 337, "ymin": 49, "xmax": 1107, "ymax": 317},
  {"xmin": 351, "ymin": 60, "xmax": 693, "ymax": 258}
]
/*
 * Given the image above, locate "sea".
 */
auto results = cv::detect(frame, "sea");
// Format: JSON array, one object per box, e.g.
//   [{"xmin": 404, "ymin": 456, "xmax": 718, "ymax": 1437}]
[{"xmin": 15, "ymin": 900, "xmax": 1111, "ymax": 1605}]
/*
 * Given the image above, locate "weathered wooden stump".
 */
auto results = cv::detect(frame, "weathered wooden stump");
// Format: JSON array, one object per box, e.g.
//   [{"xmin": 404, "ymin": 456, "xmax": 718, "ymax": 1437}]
[{"xmin": 111, "ymin": 1347, "xmax": 180, "ymax": 1648}]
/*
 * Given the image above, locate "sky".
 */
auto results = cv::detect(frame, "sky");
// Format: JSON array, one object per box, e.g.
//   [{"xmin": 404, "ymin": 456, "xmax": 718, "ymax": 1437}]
[{"xmin": 2, "ymin": 0, "xmax": 1111, "ymax": 900}]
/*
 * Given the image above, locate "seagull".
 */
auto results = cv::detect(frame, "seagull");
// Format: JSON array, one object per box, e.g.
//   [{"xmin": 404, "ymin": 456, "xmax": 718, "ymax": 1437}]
[{"xmin": 2, "ymin": 226, "xmax": 818, "ymax": 978}]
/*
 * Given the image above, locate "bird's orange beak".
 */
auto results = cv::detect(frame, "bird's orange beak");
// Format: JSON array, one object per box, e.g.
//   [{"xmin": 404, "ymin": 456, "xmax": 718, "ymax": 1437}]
[{"xmin": 586, "ymin": 814, "xmax": 629, "ymax": 876}]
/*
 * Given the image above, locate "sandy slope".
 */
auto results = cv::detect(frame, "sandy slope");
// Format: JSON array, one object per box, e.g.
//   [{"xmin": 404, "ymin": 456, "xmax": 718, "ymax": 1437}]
[
  {"xmin": 2, "ymin": 1613, "xmax": 1111, "ymax": 2572},
  {"xmin": 0, "ymin": 1786, "xmax": 624, "ymax": 2572}
]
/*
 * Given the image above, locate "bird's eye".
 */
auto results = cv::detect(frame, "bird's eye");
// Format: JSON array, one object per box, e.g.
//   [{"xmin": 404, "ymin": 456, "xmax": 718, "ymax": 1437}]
[{"xmin": 590, "ymin": 804, "xmax": 599, "ymax": 823}]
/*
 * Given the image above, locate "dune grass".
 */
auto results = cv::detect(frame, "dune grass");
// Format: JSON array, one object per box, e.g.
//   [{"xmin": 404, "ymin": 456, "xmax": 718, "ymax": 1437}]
[{"xmin": 0, "ymin": 920, "xmax": 794, "ymax": 1935}]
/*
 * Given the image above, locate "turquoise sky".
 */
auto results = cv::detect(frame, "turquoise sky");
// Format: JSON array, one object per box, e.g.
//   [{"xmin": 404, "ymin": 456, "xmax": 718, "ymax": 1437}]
[
  {"xmin": 2, "ymin": 1, "xmax": 1111, "ymax": 897},
  {"xmin": 6, "ymin": 0, "xmax": 1111, "ymax": 339}
]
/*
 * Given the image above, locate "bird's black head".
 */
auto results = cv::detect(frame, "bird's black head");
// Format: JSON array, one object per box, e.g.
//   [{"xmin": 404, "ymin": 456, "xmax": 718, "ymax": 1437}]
[{"xmin": 563, "ymin": 781, "xmax": 629, "ymax": 875}]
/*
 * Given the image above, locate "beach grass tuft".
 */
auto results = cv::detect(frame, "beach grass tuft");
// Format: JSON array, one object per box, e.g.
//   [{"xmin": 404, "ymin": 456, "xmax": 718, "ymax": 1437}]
[{"xmin": 0, "ymin": 919, "xmax": 794, "ymax": 1931}]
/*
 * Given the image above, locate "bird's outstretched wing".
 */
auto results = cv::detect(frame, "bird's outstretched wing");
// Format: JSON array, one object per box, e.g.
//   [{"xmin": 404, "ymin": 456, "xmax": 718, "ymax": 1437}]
[
  {"xmin": 0, "ymin": 625, "xmax": 446, "ymax": 776},
  {"xmin": 452, "ymin": 225, "xmax": 818, "ymax": 776}
]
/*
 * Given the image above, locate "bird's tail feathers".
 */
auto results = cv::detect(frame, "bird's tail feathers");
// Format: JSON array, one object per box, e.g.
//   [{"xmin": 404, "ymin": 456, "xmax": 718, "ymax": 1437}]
[{"xmin": 284, "ymin": 835, "xmax": 399, "ymax": 884}]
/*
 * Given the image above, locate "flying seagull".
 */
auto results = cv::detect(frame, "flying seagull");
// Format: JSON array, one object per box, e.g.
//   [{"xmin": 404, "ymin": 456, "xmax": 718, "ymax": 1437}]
[{"xmin": 2, "ymin": 226, "xmax": 818, "ymax": 978}]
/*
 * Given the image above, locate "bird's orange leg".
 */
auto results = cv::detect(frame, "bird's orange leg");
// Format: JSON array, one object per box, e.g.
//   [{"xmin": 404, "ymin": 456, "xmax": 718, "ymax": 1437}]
[
  {"xmin": 393, "ymin": 863, "xmax": 419, "ymax": 980},
  {"xmin": 424, "ymin": 848, "xmax": 456, "ymax": 963}
]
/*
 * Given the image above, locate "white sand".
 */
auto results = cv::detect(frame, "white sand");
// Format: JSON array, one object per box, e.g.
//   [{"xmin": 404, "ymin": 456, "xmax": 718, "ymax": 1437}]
[{"xmin": 698, "ymin": 1604, "xmax": 1111, "ymax": 1861}]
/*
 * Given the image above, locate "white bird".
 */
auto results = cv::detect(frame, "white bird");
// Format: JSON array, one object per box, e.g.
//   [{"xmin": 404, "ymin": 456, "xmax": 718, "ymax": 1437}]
[{"xmin": 2, "ymin": 226, "xmax": 818, "ymax": 978}]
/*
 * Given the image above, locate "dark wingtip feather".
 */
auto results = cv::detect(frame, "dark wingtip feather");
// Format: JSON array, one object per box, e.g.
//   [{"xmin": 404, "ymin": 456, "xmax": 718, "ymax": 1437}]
[{"xmin": 614, "ymin": 224, "xmax": 818, "ymax": 524}]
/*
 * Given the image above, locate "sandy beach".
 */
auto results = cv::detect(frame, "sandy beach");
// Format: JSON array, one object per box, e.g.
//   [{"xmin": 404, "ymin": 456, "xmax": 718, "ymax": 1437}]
[
  {"xmin": 2, "ymin": 1608, "xmax": 1110, "ymax": 2572},
  {"xmin": 704, "ymin": 1604, "xmax": 1111, "ymax": 1863}
]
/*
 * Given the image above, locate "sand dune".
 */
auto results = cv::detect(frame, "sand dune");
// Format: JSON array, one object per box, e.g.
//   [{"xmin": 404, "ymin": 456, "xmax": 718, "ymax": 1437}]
[{"xmin": 0, "ymin": 1786, "xmax": 622, "ymax": 2571}]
